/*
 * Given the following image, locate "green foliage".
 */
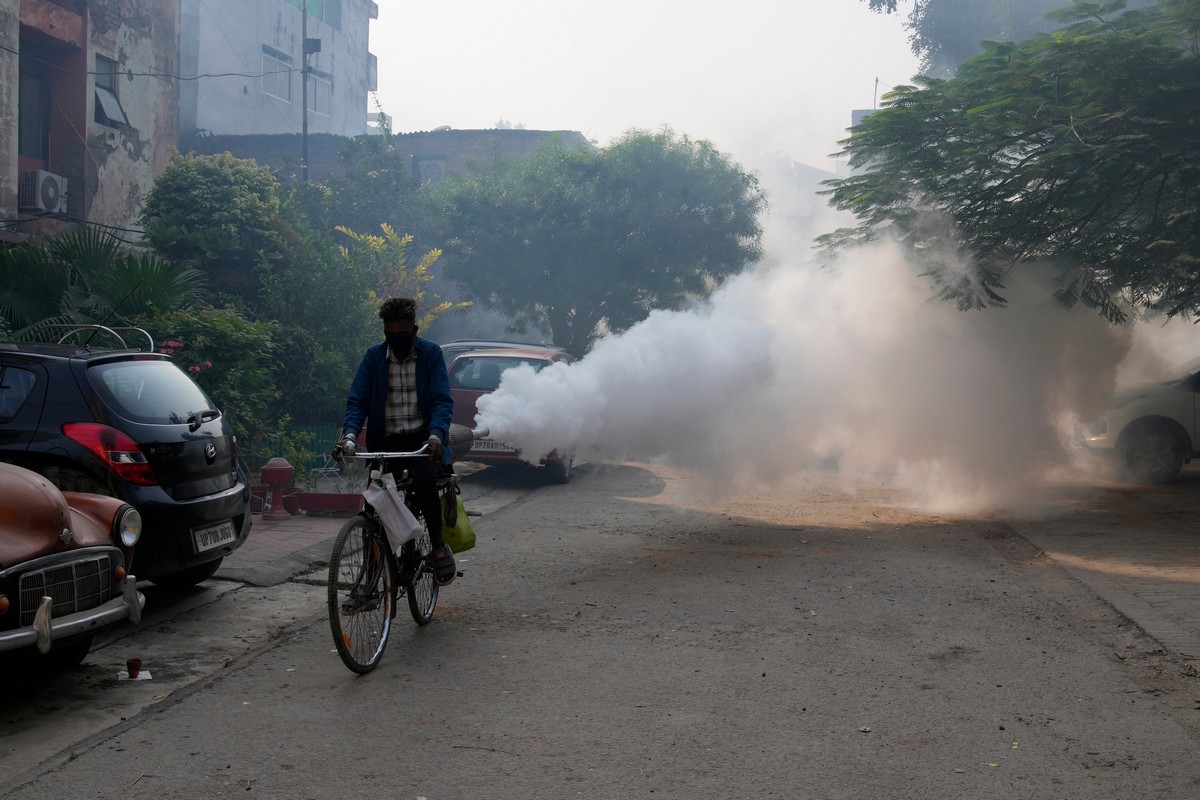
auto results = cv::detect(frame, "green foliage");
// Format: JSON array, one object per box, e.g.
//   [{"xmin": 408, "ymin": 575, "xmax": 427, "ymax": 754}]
[
  {"xmin": 320, "ymin": 127, "xmax": 423, "ymax": 235},
  {"xmin": 140, "ymin": 151, "xmax": 284, "ymax": 310},
  {"xmin": 823, "ymin": 0, "xmax": 1200, "ymax": 322},
  {"xmin": 0, "ymin": 229, "xmax": 204, "ymax": 339},
  {"xmin": 256, "ymin": 185, "xmax": 378, "ymax": 424},
  {"xmin": 864, "ymin": 0, "xmax": 1154, "ymax": 76},
  {"xmin": 424, "ymin": 128, "xmax": 765, "ymax": 356},
  {"xmin": 136, "ymin": 308, "xmax": 307, "ymax": 473},
  {"xmin": 0, "ymin": 240, "xmax": 75, "ymax": 332},
  {"xmin": 336, "ymin": 223, "xmax": 469, "ymax": 327}
]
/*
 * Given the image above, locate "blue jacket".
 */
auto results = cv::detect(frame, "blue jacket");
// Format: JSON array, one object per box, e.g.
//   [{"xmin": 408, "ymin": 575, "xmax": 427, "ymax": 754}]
[{"xmin": 342, "ymin": 337, "xmax": 454, "ymax": 464}]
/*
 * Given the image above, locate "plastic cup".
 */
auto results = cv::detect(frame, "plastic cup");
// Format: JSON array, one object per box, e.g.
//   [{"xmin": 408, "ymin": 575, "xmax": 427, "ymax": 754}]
[{"xmin": 126, "ymin": 658, "xmax": 142, "ymax": 679}]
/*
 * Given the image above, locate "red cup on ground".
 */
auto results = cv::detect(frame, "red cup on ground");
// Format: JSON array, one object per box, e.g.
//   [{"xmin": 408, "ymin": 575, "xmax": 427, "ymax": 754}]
[{"xmin": 126, "ymin": 658, "xmax": 142, "ymax": 679}]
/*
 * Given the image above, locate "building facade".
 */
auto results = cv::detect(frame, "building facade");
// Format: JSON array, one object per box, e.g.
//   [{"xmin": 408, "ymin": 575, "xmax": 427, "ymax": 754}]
[
  {"xmin": 1, "ymin": 0, "xmax": 179, "ymax": 237},
  {"xmin": 179, "ymin": 0, "xmax": 378, "ymax": 139}
]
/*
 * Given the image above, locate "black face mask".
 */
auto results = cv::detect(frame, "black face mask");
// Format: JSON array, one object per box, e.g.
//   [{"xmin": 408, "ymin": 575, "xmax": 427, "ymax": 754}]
[{"xmin": 386, "ymin": 332, "xmax": 415, "ymax": 360}]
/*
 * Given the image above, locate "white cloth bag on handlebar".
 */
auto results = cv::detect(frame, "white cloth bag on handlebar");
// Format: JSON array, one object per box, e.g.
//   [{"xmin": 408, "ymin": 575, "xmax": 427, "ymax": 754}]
[{"xmin": 362, "ymin": 473, "xmax": 423, "ymax": 554}]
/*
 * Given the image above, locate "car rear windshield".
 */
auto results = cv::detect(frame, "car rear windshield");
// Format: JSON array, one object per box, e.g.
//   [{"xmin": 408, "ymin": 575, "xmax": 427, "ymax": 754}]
[
  {"xmin": 88, "ymin": 359, "xmax": 217, "ymax": 425},
  {"xmin": 449, "ymin": 357, "xmax": 550, "ymax": 391}
]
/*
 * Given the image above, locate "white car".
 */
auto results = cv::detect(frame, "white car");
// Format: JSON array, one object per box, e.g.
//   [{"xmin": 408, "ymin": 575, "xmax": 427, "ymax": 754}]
[{"xmin": 1075, "ymin": 355, "xmax": 1200, "ymax": 482}]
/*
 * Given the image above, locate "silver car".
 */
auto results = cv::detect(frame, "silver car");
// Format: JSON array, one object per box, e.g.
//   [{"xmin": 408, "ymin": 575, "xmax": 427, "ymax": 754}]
[{"xmin": 1076, "ymin": 355, "xmax": 1200, "ymax": 482}]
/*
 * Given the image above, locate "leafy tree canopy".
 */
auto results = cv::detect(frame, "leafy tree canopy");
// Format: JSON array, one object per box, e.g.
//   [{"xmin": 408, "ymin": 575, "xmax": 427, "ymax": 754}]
[
  {"xmin": 139, "ymin": 151, "xmax": 284, "ymax": 309},
  {"xmin": 425, "ymin": 129, "xmax": 766, "ymax": 357},
  {"xmin": 864, "ymin": 0, "xmax": 1154, "ymax": 75},
  {"xmin": 822, "ymin": 0, "xmax": 1200, "ymax": 323},
  {"xmin": 320, "ymin": 124, "xmax": 423, "ymax": 236}
]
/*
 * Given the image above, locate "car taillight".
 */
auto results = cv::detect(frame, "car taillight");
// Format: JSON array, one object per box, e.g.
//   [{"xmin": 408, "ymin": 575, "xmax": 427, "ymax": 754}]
[{"xmin": 62, "ymin": 423, "xmax": 159, "ymax": 486}]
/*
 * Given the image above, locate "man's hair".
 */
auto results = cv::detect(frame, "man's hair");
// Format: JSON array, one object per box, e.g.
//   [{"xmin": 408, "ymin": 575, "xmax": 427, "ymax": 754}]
[{"xmin": 378, "ymin": 297, "xmax": 417, "ymax": 324}]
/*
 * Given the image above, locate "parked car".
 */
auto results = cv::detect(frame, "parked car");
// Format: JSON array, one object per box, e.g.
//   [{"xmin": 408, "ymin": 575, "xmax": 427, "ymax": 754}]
[
  {"xmin": 440, "ymin": 339, "xmax": 566, "ymax": 367},
  {"xmin": 447, "ymin": 348, "xmax": 574, "ymax": 483},
  {"xmin": 0, "ymin": 327, "xmax": 251, "ymax": 587},
  {"xmin": 1075, "ymin": 354, "xmax": 1200, "ymax": 482},
  {"xmin": 0, "ymin": 462, "xmax": 144, "ymax": 665}
]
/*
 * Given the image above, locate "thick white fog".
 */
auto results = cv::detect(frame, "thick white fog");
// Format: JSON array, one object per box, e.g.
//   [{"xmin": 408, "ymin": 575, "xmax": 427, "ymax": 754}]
[{"xmin": 475, "ymin": 172, "xmax": 1196, "ymax": 516}]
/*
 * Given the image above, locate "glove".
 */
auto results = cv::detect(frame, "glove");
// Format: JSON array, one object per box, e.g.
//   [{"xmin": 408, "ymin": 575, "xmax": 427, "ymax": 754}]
[{"xmin": 332, "ymin": 434, "xmax": 357, "ymax": 462}]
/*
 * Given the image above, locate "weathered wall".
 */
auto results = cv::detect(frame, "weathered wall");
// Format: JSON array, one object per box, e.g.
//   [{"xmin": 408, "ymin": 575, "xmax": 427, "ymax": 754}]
[
  {"xmin": 85, "ymin": 0, "xmax": 180, "ymax": 231},
  {"xmin": 180, "ymin": 0, "xmax": 377, "ymax": 139},
  {"xmin": 0, "ymin": 0, "xmax": 18, "ymax": 224},
  {"xmin": 3, "ymin": 0, "xmax": 176, "ymax": 236}
]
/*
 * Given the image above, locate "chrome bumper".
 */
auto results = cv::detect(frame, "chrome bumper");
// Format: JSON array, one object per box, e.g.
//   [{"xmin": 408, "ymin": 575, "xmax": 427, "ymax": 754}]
[{"xmin": 0, "ymin": 576, "xmax": 144, "ymax": 654}]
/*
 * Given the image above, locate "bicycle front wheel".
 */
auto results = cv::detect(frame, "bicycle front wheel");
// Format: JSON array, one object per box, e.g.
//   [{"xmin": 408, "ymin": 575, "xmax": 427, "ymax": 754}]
[
  {"xmin": 328, "ymin": 516, "xmax": 396, "ymax": 674},
  {"xmin": 405, "ymin": 528, "xmax": 439, "ymax": 624}
]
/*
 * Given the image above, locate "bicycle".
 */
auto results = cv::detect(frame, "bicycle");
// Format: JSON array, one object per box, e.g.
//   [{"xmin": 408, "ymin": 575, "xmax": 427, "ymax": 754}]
[{"xmin": 327, "ymin": 424, "xmax": 486, "ymax": 674}]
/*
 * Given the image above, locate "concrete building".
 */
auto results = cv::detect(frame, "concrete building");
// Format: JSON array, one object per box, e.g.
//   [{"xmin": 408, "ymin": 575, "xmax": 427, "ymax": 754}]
[
  {"xmin": 1, "ymin": 0, "xmax": 180, "ymax": 237},
  {"xmin": 179, "ymin": 0, "xmax": 378, "ymax": 139}
]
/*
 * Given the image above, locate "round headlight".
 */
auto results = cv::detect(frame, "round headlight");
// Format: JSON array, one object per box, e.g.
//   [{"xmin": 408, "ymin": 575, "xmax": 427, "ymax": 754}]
[{"xmin": 118, "ymin": 507, "xmax": 143, "ymax": 547}]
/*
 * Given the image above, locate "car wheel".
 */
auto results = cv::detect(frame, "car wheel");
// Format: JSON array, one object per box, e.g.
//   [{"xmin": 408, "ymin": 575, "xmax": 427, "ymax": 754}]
[
  {"xmin": 546, "ymin": 457, "xmax": 572, "ymax": 485},
  {"xmin": 151, "ymin": 557, "xmax": 223, "ymax": 590},
  {"xmin": 1121, "ymin": 423, "xmax": 1186, "ymax": 483}
]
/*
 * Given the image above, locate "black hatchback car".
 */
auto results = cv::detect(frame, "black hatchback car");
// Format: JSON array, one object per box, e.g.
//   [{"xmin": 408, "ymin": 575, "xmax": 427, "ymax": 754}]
[{"xmin": 0, "ymin": 331, "xmax": 251, "ymax": 587}]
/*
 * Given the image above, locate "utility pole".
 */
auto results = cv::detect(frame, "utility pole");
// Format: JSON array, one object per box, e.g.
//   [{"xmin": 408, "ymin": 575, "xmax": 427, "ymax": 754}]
[
  {"xmin": 301, "ymin": 1, "xmax": 322, "ymax": 183},
  {"xmin": 301, "ymin": 0, "xmax": 309, "ymax": 182}
]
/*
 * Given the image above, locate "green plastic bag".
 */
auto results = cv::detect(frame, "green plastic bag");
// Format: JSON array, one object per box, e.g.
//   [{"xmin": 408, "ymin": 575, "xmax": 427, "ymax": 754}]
[{"xmin": 442, "ymin": 491, "xmax": 476, "ymax": 553}]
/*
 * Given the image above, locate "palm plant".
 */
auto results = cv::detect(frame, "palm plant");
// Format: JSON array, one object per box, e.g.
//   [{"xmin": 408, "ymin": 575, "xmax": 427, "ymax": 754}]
[{"xmin": 0, "ymin": 229, "xmax": 205, "ymax": 341}]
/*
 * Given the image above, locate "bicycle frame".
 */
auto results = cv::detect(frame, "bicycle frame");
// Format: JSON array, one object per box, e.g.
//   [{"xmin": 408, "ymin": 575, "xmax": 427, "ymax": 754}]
[{"xmin": 327, "ymin": 427, "xmax": 487, "ymax": 673}]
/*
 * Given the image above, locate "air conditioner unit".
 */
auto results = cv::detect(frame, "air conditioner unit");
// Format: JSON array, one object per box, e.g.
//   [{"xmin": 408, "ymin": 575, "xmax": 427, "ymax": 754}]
[{"xmin": 19, "ymin": 170, "xmax": 68, "ymax": 215}]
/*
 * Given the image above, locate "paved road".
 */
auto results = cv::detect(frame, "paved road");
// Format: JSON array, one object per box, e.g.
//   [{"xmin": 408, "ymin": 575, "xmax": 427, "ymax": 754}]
[
  {"xmin": 1011, "ymin": 468, "xmax": 1200, "ymax": 661},
  {"xmin": 1, "ymin": 461, "xmax": 1197, "ymax": 798}
]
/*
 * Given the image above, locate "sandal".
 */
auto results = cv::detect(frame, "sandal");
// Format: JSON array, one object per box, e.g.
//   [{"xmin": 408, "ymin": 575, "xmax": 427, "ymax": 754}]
[{"xmin": 432, "ymin": 546, "xmax": 457, "ymax": 586}]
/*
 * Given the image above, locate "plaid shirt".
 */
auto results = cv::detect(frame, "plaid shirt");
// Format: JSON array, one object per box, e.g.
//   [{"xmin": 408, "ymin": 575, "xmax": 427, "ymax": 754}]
[{"xmin": 383, "ymin": 346, "xmax": 424, "ymax": 436}]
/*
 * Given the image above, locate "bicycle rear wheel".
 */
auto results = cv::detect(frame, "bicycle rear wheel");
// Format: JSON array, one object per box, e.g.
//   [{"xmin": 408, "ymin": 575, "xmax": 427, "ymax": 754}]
[
  {"xmin": 328, "ymin": 516, "xmax": 396, "ymax": 674},
  {"xmin": 405, "ymin": 528, "xmax": 439, "ymax": 624}
]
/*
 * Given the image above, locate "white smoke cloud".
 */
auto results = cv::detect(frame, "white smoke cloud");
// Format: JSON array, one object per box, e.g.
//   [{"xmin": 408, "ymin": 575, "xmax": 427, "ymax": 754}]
[{"xmin": 474, "ymin": 162, "xmax": 1198, "ymax": 516}]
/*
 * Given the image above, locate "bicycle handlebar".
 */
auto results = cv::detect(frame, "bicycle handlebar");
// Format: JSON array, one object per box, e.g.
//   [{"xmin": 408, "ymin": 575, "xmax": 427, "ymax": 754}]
[
  {"xmin": 350, "ymin": 444, "xmax": 431, "ymax": 460},
  {"xmin": 346, "ymin": 426, "xmax": 491, "ymax": 462}
]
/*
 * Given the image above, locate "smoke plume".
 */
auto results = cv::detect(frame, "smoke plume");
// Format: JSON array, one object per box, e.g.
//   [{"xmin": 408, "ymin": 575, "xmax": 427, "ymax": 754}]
[{"xmin": 475, "ymin": 193, "xmax": 1190, "ymax": 515}]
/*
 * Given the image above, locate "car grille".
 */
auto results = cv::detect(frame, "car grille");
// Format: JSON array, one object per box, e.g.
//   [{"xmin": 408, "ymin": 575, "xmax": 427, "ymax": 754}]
[{"xmin": 18, "ymin": 554, "xmax": 114, "ymax": 626}]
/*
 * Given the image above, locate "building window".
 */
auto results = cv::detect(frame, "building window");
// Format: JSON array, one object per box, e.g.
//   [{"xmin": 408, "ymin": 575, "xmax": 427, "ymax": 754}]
[
  {"xmin": 94, "ymin": 55, "xmax": 129, "ymax": 127},
  {"xmin": 18, "ymin": 60, "xmax": 48, "ymax": 159},
  {"xmin": 262, "ymin": 47, "xmax": 292, "ymax": 101},
  {"xmin": 286, "ymin": 0, "xmax": 341, "ymax": 30},
  {"xmin": 307, "ymin": 71, "xmax": 332, "ymax": 116}
]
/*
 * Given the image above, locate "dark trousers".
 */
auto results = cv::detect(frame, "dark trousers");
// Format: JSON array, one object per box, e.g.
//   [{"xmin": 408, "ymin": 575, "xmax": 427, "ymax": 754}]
[{"xmin": 380, "ymin": 432, "xmax": 445, "ymax": 550}]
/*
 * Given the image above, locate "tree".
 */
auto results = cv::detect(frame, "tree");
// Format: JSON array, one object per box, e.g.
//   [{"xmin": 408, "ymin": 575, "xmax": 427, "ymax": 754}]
[
  {"xmin": 336, "ymin": 223, "xmax": 469, "ymax": 326},
  {"xmin": 140, "ymin": 151, "xmax": 284, "ymax": 310},
  {"xmin": 425, "ymin": 129, "xmax": 766, "ymax": 357},
  {"xmin": 320, "ymin": 123, "xmax": 424, "ymax": 237},
  {"xmin": 863, "ymin": 0, "xmax": 1154, "ymax": 75},
  {"xmin": 823, "ymin": 0, "xmax": 1200, "ymax": 323},
  {"xmin": 135, "ymin": 308, "xmax": 314, "ymax": 473}
]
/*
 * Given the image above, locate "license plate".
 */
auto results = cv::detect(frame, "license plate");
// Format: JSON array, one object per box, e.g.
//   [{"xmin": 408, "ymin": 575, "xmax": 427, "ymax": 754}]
[
  {"xmin": 193, "ymin": 519, "xmax": 237, "ymax": 553},
  {"xmin": 472, "ymin": 439, "xmax": 517, "ymax": 454}
]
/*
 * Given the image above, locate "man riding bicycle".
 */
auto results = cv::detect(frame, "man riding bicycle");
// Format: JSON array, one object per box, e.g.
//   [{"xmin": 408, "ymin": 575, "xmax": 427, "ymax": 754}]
[{"xmin": 336, "ymin": 296, "xmax": 457, "ymax": 586}]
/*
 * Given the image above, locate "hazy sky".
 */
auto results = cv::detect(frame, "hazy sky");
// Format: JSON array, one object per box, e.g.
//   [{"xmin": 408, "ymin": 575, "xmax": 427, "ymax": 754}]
[{"xmin": 371, "ymin": 1, "xmax": 920, "ymax": 171}]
